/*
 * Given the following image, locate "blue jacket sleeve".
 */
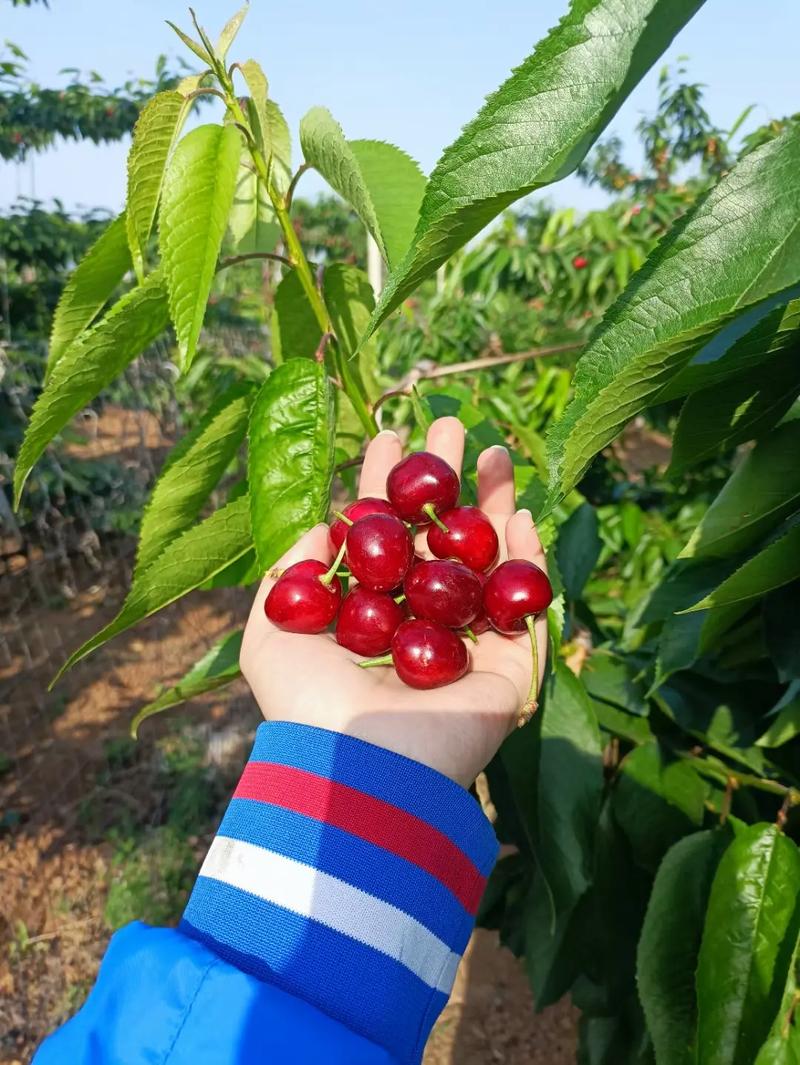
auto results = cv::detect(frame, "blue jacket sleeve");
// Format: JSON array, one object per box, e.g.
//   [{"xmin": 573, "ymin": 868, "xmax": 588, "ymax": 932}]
[{"xmin": 34, "ymin": 722, "xmax": 498, "ymax": 1065}]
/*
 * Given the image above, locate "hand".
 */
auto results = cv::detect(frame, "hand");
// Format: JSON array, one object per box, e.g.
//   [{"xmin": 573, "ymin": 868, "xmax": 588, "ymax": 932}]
[{"xmin": 239, "ymin": 417, "xmax": 549, "ymax": 788}]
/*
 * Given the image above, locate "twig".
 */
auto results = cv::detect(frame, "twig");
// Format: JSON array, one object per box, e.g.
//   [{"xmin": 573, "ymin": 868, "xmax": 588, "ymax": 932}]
[
  {"xmin": 335, "ymin": 454, "xmax": 366, "ymax": 474},
  {"xmin": 217, "ymin": 251, "xmax": 292, "ymax": 273},
  {"xmin": 285, "ymin": 162, "xmax": 311, "ymax": 211},
  {"xmin": 371, "ymin": 341, "xmax": 583, "ymax": 416}
]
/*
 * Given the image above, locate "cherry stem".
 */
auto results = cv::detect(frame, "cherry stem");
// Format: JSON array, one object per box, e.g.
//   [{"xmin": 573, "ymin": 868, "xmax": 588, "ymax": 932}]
[
  {"xmin": 522, "ymin": 613, "xmax": 540, "ymax": 717},
  {"xmin": 333, "ymin": 510, "xmax": 354, "ymax": 526},
  {"xmin": 319, "ymin": 540, "xmax": 348, "ymax": 586},
  {"xmin": 463, "ymin": 626, "xmax": 478, "ymax": 644},
  {"xmin": 357, "ymin": 654, "xmax": 393, "ymax": 669},
  {"xmin": 394, "ymin": 593, "xmax": 406, "ymax": 604},
  {"xmin": 422, "ymin": 502, "xmax": 449, "ymax": 533}
]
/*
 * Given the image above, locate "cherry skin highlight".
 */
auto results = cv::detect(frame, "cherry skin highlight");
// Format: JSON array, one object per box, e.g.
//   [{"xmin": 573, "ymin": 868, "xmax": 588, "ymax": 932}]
[
  {"xmin": 391, "ymin": 619, "xmax": 469, "ymax": 689},
  {"xmin": 346, "ymin": 513, "xmax": 414, "ymax": 592},
  {"xmin": 329, "ymin": 497, "xmax": 397, "ymax": 552},
  {"xmin": 404, "ymin": 559, "xmax": 483, "ymax": 628},
  {"xmin": 336, "ymin": 587, "xmax": 404, "ymax": 656},
  {"xmin": 264, "ymin": 559, "xmax": 342, "ymax": 634},
  {"xmin": 427, "ymin": 505, "xmax": 499, "ymax": 572},
  {"xmin": 483, "ymin": 559, "xmax": 553, "ymax": 635},
  {"xmin": 386, "ymin": 451, "xmax": 459, "ymax": 524}
]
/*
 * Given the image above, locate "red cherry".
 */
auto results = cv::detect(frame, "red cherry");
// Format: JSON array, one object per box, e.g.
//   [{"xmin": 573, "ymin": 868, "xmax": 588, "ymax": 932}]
[
  {"xmin": 572, "ymin": 255, "xmax": 589, "ymax": 270},
  {"xmin": 426, "ymin": 506, "xmax": 499, "ymax": 572},
  {"xmin": 483, "ymin": 560, "xmax": 553, "ymax": 635},
  {"xmin": 470, "ymin": 570, "xmax": 490, "ymax": 635},
  {"xmin": 386, "ymin": 451, "xmax": 459, "ymax": 524},
  {"xmin": 336, "ymin": 587, "xmax": 404, "ymax": 656},
  {"xmin": 391, "ymin": 619, "xmax": 469, "ymax": 689},
  {"xmin": 264, "ymin": 559, "xmax": 342, "ymax": 633},
  {"xmin": 346, "ymin": 513, "xmax": 413, "ymax": 592},
  {"xmin": 329, "ymin": 497, "xmax": 397, "ymax": 552},
  {"xmin": 404, "ymin": 559, "xmax": 482, "ymax": 629}
]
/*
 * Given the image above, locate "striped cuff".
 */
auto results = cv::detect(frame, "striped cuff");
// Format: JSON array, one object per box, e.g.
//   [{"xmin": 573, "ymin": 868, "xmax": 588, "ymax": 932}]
[{"xmin": 181, "ymin": 721, "xmax": 498, "ymax": 1063}]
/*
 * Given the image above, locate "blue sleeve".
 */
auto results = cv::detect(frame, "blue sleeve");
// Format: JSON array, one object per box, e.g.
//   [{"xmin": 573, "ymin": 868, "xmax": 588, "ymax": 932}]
[{"xmin": 34, "ymin": 722, "xmax": 498, "ymax": 1065}]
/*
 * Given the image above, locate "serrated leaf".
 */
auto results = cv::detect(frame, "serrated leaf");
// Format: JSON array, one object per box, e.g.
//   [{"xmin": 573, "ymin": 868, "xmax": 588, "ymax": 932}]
[
  {"xmin": 229, "ymin": 149, "xmax": 280, "ymax": 254},
  {"xmin": 348, "ymin": 140, "xmax": 425, "ymax": 267},
  {"xmin": 47, "ymin": 213, "xmax": 132, "ymax": 377},
  {"xmin": 160, "ymin": 124, "xmax": 241, "ymax": 369},
  {"xmin": 15, "ymin": 273, "xmax": 169, "ymax": 506},
  {"xmin": 126, "ymin": 90, "xmax": 187, "ymax": 280},
  {"xmin": 271, "ymin": 268, "xmax": 321, "ymax": 362},
  {"xmin": 683, "ymin": 523, "xmax": 800, "ymax": 613},
  {"xmin": 670, "ymin": 345, "xmax": 800, "ymax": 474},
  {"xmin": 547, "ymin": 127, "xmax": 800, "ymax": 506},
  {"xmin": 658, "ymin": 299, "xmax": 800, "ymax": 402},
  {"xmin": 54, "ymin": 497, "xmax": 252, "ymax": 681},
  {"xmin": 130, "ymin": 629, "xmax": 243, "ymax": 738},
  {"xmin": 248, "ymin": 361, "xmax": 335, "ymax": 570},
  {"xmin": 366, "ymin": 0, "xmax": 706, "ymax": 336},
  {"xmin": 166, "ymin": 21, "xmax": 212, "ymax": 65},
  {"xmin": 681, "ymin": 422, "xmax": 800, "ymax": 561},
  {"xmin": 300, "ymin": 108, "xmax": 424, "ymax": 268},
  {"xmin": 696, "ymin": 823, "xmax": 800, "ymax": 1065},
  {"xmin": 323, "ymin": 263, "xmax": 381, "ymax": 402},
  {"xmin": 753, "ymin": 937, "xmax": 800, "ymax": 1065},
  {"xmin": 613, "ymin": 742, "xmax": 706, "ymax": 872},
  {"xmin": 637, "ymin": 830, "xmax": 730, "ymax": 1065},
  {"xmin": 135, "ymin": 385, "xmax": 253, "ymax": 575},
  {"xmin": 239, "ymin": 63, "xmax": 292, "ymax": 195},
  {"xmin": 536, "ymin": 661, "xmax": 603, "ymax": 916},
  {"xmin": 555, "ymin": 502, "xmax": 601, "ymax": 600},
  {"xmin": 215, "ymin": 3, "xmax": 248, "ymax": 61}
]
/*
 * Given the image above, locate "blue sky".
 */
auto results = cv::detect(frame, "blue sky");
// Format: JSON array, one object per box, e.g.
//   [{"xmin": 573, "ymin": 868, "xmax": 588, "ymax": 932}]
[{"xmin": 2, "ymin": 0, "xmax": 799, "ymax": 216}]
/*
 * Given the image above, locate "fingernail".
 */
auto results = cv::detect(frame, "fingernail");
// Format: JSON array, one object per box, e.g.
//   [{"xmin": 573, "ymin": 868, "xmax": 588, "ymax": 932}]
[
  {"xmin": 374, "ymin": 429, "xmax": 400, "ymax": 440},
  {"xmin": 517, "ymin": 508, "xmax": 532, "ymax": 520}
]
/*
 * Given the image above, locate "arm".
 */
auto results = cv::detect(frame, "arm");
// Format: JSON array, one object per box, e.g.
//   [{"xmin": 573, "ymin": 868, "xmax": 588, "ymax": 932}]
[{"xmin": 34, "ymin": 418, "xmax": 548, "ymax": 1065}]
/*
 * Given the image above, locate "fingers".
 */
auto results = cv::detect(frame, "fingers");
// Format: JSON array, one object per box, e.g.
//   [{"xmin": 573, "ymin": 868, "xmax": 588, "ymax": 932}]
[
  {"xmin": 425, "ymin": 417, "xmax": 465, "ymax": 482},
  {"xmin": 477, "ymin": 445, "xmax": 515, "ymax": 515},
  {"xmin": 358, "ymin": 429, "xmax": 403, "ymax": 499},
  {"xmin": 245, "ymin": 523, "xmax": 333, "ymax": 635},
  {"xmin": 505, "ymin": 509, "xmax": 547, "ymax": 573}
]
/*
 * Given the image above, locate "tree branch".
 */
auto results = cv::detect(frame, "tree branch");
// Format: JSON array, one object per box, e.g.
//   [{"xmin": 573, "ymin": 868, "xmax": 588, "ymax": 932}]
[{"xmin": 217, "ymin": 251, "xmax": 292, "ymax": 272}]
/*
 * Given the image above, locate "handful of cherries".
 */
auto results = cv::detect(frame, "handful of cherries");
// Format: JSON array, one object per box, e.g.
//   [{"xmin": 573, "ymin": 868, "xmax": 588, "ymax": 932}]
[{"xmin": 264, "ymin": 449, "xmax": 552, "ymax": 716}]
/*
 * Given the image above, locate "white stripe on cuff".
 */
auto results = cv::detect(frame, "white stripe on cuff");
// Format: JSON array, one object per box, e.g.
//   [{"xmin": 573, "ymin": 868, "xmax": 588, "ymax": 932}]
[{"xmin": 199, "ymin": 835, "xmax": 461, "ymax": 994}]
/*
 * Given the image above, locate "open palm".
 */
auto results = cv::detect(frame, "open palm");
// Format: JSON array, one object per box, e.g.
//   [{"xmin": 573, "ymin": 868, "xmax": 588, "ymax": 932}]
[{"xmin": 240, "ymin": 417, "xmax": 549, "ymax": 787}]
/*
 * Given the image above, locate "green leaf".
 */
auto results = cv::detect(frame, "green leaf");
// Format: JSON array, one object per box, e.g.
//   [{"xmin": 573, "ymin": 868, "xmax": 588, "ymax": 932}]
[
  {"xmin": 15, "ymin": 273, "xmax": 169, "ymax": 507},
  {"xmin": 658, "ymin": 299, "xmax": 800, "ymax": 402},
  {"xmin": 753, "ymin": 938, "xmax": 800, "ymax": 1065},
  {"xmin": 322, "ymin": 263, "xmax": 381, "ymax": 401},
  {"xmin": 135, "ymin": 385, "xmax": 253, "ymax": 575},
  {"xmin": 55, "ymin": 497, "xmax": 252, "ymax": 681},
  {"xmin": 166, "ymin": 21, "xmax": 213, "ymax": 65},
  {"xmin": 671, "ymin": 347, "xmax": 800, "ymax": 474},
  {"xmin": 125, "ymin": 90, "xmax": 187, "ymax": 280},
  {"xmin": 547, "ymin": 126, "xmax": 800, "ymax": 505},
  {"xmin": 637, "ymin": 830, "xmax": 730, "ymax": 1065},
  {"xmin": 229, "ymin": 151, "xmax": 280, "ymax": 254},
  {"xmin": 764, "ymin": 583, "xmax": 800, "ymax": 682},
  {"xmin": 248, "ymin": 361, "xmax": 335, "ymax": 570},
  {"xmin": 536, "ymin": 661, "xmax": 603, "ymax": 916},
  {"xmin": 239, "ymin": 67, "xmax": 292, "ymax": 196},
  {"xmin": 367, "ymin": 0, "xmax": 706, "ymax": 336},
  {"xmin": 271, "ymin": 268, "xmax": 322, "ymax": 362},
  {"xmin": 613, "ymin": 743, "xmax": 706, "ymax": 872},
  {"xmin": 160, "ymin": 124, "xmax": 241, "ymax": 369},
  {"xmin": 299, "ymin": 107, "xmax": 424, "ymax": 268},
  {"xmin": 696, "ymin": 823, "xmax": 800, "ymax": 1065},
  {"xmin": 755, "ymin": 691, "xmax": 800, "ymax": 749},
  {"xmin": 215, "ymin": 4, "xmax": 248, "ymax": 61},
  {"xmin": 130, "ymin": 629, "xmax": 243, "ymax": 738},
  {"xmin": 556, "ymin": 502, "xmax": 601, "ymax": 600},
  {"xmin": 683, "ymin": 523, "xmax": 800, "ymax": 612},
  {"xmin": 681, "ymin": 422, "xmax": 800, "ymax": 561},
  {"xmin": 47, "ymin": 213, "xmax": 132, "ymax": 377},
  {"xmin": 348, "ymin": 140, "xmax": 426, "ymax": 267}
]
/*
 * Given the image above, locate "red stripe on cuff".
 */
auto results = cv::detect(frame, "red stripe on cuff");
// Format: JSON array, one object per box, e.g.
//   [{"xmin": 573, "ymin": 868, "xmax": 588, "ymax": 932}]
[{"xmin": 234, "ymin": 761, "xmax": 486, "ymax": 914}]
